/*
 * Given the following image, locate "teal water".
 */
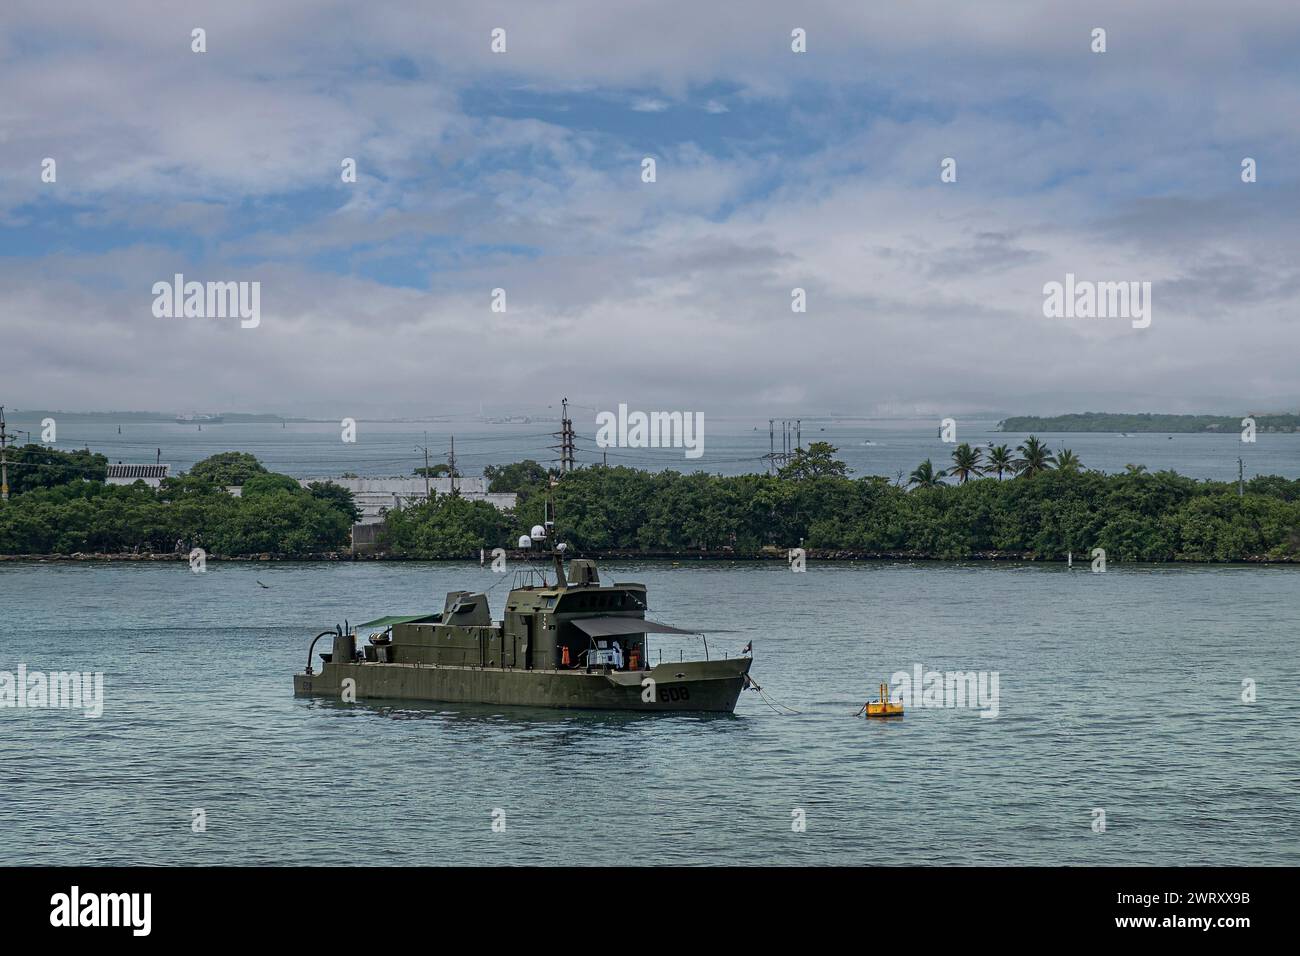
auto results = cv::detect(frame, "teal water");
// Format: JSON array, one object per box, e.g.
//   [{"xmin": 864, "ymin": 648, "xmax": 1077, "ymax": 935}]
[
  {"xmin": 6, "ymin": 415, "xmax": 1296, "ymax": 481},
  {"xmin": 0, "ymin": 560, "xmax": 1296, "ymax": 865}
]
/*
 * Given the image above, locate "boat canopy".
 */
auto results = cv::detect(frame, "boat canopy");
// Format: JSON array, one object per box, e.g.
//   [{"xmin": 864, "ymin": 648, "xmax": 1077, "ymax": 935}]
[
  {"xmin": 570, "ymin": 616, "xmax": 701, "ymax": 638},
  {"xmin": 357, "ymin": 613, "xmax": 440, "ymax": 630}
]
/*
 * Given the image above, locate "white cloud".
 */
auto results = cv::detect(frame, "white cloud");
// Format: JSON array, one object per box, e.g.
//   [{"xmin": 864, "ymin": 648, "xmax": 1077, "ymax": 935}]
[{"xmin": 2, "ymin": 0, "xmax": 1298, "ymax": 416}]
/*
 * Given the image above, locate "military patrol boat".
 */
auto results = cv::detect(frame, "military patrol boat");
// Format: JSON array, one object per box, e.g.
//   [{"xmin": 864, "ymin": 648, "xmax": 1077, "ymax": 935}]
[{"xmin": 293, "ymin": 531, "xmax": 751, "ymax": 713}]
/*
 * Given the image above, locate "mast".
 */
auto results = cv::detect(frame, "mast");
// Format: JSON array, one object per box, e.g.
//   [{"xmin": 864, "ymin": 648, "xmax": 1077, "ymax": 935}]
[
  {"xmin": 552, "ymin": 545, "xmax": 566, "ymax": 586},
  {"xmin": 545, "ymin": 482, "xmax": 565, "ymax": 585}
]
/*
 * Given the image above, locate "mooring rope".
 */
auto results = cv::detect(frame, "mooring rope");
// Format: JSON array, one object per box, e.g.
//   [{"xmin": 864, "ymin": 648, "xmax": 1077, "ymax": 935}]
[
  {"xmin": 759, "ymin": 689, "xmax": 801, "ymax": 715},
  {"xmin": 745, "ymin": 675, "xmax": 800, "ymax": 715}
]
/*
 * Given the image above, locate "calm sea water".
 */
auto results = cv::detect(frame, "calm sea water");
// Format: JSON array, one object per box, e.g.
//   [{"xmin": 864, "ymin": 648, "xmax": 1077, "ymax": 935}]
[
  {"xmin": 1, "ymin": 560, "xmax": 1296, "ymax": 865},
  {"xmin": 7, "ymin": 415, "xmax": 1297, "ymax": 480}
]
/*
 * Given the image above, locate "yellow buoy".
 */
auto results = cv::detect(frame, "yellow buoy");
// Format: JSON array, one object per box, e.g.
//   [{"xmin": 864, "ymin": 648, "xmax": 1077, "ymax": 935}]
[{"xmin": 862, "ymin": 681, "xmax": 904, "ymax": 718}]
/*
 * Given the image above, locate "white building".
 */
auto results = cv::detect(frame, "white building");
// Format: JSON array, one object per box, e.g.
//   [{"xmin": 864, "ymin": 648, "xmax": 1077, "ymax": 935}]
[
  {"xmin": 219, "ymin": 475, "xmax": 517, "ymax": 535},
  {"xmin": 106, "ymin": 463, "xmax": 171, "ymax": 488},
  {"xmin": 306, "ymin": 476, "xmax": 517, "ymax": 524}
]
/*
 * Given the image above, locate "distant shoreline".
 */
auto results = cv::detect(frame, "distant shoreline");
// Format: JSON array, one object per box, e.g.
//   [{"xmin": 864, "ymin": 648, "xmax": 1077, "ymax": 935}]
[
  {"xmin": 5, "ymin": 410, "xmax": 317, "ymax": 424},
  {"xmin": 998, "ymin": 412, "xmax": 1299, "ymax": 433},
  {"xmin": 3, "ymin": 411, "xmax": 549, "ymax": 425}
]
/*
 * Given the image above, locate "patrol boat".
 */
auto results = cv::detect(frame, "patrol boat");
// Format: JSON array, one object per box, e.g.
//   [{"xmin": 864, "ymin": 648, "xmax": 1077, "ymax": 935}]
[{"xmin": 293, "ymin": 533, "xmax": 752, "ymax": 713}]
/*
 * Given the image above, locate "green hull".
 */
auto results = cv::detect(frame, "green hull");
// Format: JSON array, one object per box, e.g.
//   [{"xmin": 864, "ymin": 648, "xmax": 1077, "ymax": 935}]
[{"xmin": 294, "ymin": 658, "xmax": 751, "ymax": 713}]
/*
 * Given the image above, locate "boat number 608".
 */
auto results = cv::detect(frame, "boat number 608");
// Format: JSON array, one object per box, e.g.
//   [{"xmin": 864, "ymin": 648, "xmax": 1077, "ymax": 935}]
[{"xmin": 659, "ymin": 686, "xmax": 690, "ymax": 702}]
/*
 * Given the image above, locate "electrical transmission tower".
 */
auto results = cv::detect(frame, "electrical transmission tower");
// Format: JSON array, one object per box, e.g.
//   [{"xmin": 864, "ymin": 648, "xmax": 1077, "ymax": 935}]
[
  {"xmin": 551, "ymin": 397, "xmax": 575, "ymax": 472},
  {"xmin": 0, "ymin": 405, "xmax": 12, "ymax": 501},
  {"xmin": 763, "ymin": 418, "xmax": 802, "ymax": 474}
]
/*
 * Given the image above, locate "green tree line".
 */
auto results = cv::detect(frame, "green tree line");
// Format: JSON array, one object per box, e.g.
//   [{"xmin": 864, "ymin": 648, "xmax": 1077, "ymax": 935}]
[
  {"xmin": 418, "ymin": 443, "xmax": 1300, "ymax": 562},
  {"xmin": 0, "ymin": 449, "xmax": 354, "ymax": 555},
  {"xmin": 2, "ymin": 443, "xmax": 1298, "ymax": 562}
]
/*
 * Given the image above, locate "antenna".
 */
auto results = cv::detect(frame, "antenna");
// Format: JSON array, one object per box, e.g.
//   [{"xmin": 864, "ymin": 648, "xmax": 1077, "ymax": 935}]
[{"xmin": 539, "ymin": 472, "xmax": 565, "ymax": 585}]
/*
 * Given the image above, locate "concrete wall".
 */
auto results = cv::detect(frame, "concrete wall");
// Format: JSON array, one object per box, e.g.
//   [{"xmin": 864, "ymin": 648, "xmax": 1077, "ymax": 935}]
[{"xmin": 351, "ymin": 522, "xmax": 383, "ymax": 554}]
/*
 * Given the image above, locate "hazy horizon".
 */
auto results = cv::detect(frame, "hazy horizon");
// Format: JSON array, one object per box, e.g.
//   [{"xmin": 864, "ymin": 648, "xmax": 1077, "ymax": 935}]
[{"xmin": 5, "ymin": 402, "xmax": 1299, "ymax": 425}]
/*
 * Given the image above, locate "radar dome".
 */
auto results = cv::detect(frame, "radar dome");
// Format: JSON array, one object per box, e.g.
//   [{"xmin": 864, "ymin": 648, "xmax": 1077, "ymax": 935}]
[
  {"xmin": 530, "ymin": 524, "xmax": 547, "ymax": 538},
  {"xmin": 517, "ymin": 535, "xmax": 532, "ymax": 549}
]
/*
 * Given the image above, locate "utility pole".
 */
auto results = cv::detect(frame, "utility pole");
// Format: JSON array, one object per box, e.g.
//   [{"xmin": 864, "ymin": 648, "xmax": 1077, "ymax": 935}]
[
  {"xmin": 0, "ymin": 405, "xmax": 11, "ymax": 501},
  {"xmin": 562, "ymin": 398, "xmax": 574, "ymax": 472},
  {"xmin": 551, "ymin": 397, "xmax": 575, "ymax": 472},
  {"xmin": 423, "ymin": 431, "xmax": 431, "ymax": 499},
  {"xmin": 413, "ymin": 435, "xmax": 435, "ymax": 500},
  {"xmin": 448, "ymin": 435, "xmax": 458, "ymax": 495},
  {"xmin": 1238, "ymin": 457, "xmax": 1244, "ymax": 498}
]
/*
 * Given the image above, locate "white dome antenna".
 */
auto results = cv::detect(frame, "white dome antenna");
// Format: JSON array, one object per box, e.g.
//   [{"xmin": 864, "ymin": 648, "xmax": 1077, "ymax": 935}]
[
  {"xmin": 517, "ymin": 535, "xmax": 533, "ymax": 549},
  {"xmin": 530, "ymin": 524, "xmax": 547, "ymax": 539}
]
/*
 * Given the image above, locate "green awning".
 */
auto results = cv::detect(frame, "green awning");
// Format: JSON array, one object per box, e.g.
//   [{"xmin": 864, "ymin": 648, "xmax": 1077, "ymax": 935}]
[
  {"xmin": 570, "ymin": 616, "xmax": 702, "ymax": 638},
  {"xmin": 357, "ymin": 614, "xmax": 439, "ymax": 630}
]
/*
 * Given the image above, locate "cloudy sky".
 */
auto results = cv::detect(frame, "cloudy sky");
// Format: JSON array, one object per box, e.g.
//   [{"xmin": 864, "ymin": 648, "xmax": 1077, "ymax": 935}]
[{"xmin": 3, "ymin": 0, "xmax": 1298, "ymax": 419}]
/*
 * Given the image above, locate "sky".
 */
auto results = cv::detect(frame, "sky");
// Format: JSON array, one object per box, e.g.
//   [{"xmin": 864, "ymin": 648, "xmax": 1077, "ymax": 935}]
[{"xmin": 2, "ymin": 0, "xmax": 1298, "ymax": 421}]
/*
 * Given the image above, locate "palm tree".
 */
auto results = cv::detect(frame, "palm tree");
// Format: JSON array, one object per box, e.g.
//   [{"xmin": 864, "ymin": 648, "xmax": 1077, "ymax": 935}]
[
  {"xmin": 1014, "ymin": 436, "xmax": 1055, "ymax": 477},
  {"xmin": 986, "ymin": 444, "xmax": 1014, "ymax": 479},
  {"xmin": 1124, "ymin": 463, "xmax": 1148, "ymax": 475},
  {"xmin": 949, "ymin": 443, "xmax": 983, "ymax": 483},
  {"xmin": 908, "ymin": 458, "xmax": 947, "ymax": 489},
  {"xmin": 1054, "ymin": 448, "xmax": 1083, "ymax": 473}
]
